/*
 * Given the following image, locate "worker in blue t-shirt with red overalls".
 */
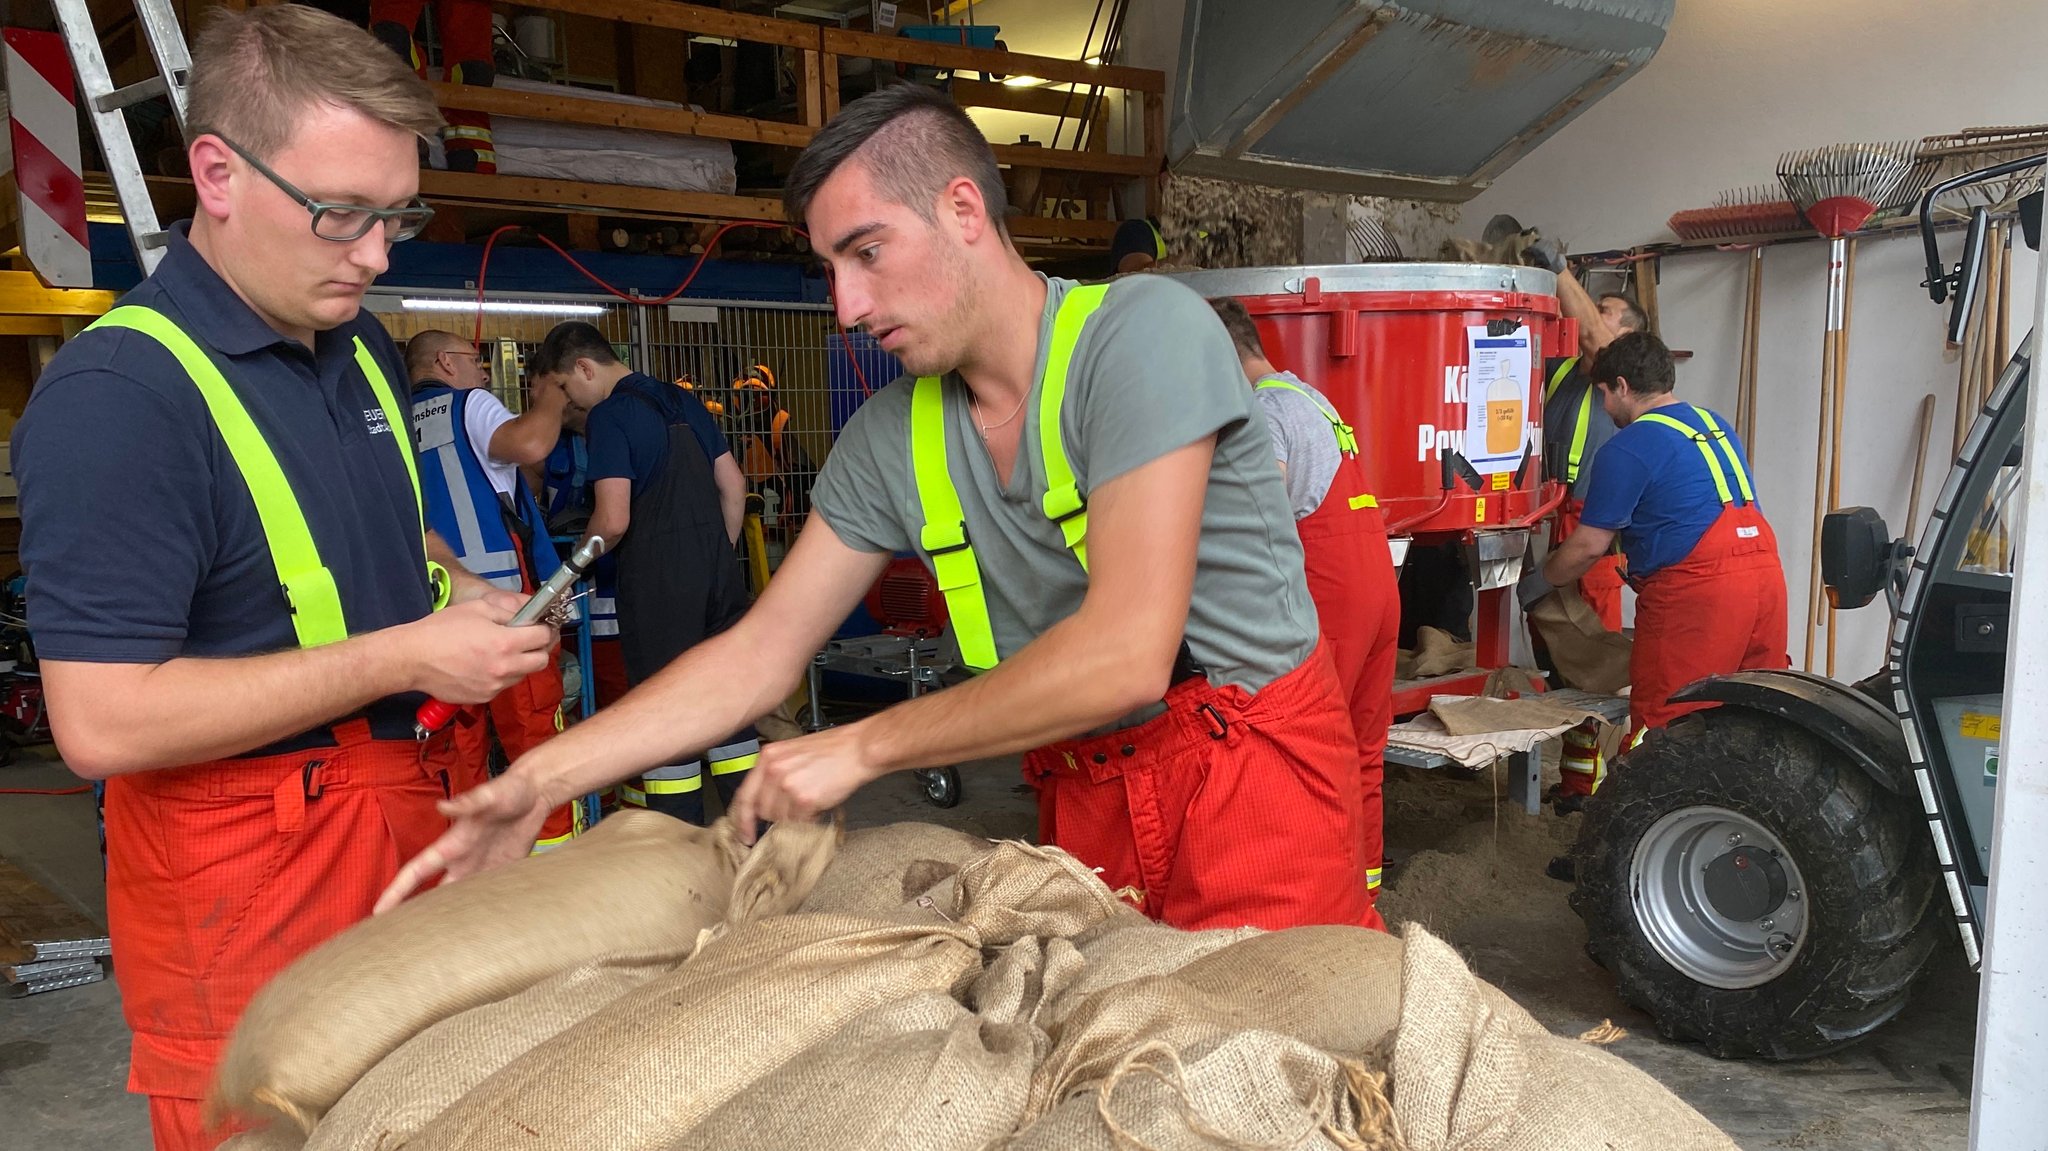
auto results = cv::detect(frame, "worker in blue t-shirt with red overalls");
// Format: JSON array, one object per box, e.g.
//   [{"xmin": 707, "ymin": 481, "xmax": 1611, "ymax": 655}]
[{"xmin": 1521, "ymin": 331, "xmax": 1790, "ymax": 747}]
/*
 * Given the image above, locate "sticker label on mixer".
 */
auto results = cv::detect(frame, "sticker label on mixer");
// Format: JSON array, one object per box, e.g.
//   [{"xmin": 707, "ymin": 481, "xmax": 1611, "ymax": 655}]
[
  {"xmin": 1961, "ymin": 712, "xmax": 2001, "ymax": 741},
  {"xmin": 1491, "ymin": 472, "xmax": 1511, "ymax": 491},
  {"xmin": 1474, "ymin": 498, "xmax": 1486, "ymax": 522},
  {"xmin": 1463, "ymin": 325, "xmax": 1533, "ymax": 476}
]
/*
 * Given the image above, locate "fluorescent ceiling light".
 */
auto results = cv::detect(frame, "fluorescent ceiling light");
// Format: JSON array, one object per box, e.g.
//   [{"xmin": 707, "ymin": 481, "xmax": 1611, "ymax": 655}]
[
  {"xmin": 1003, "ymin": 75, "xmax": 1046, "ymax": 87},
  {"xmin": 401, "ymin": 298, "xmax": 608, "ymax": 317}
]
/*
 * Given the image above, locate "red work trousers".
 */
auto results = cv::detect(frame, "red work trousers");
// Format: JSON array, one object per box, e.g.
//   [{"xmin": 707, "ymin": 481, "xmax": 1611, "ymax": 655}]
[
  {"xmin": 589, "ymin": 636, "xmax": 630, "ymax": 710},
  {"xmin": 1555, "ymin": 502, "xmax": 1626, "ymax": 631},
  {"xmin": 1023, "ymin": 643, "xmax": 1382, "ymax": 932},
  {"xmin": 104, "ymin": 720, "xmax": 477, "ymax": 1151},
  {"xmin": 1297, "ymin": 487, "xmax": 1399, "ymax": 899},
  {"xmin": 1629, "ymin": 503, "xmax": 1791, "ymax": 737},
  {"xmin": 452, "ymin": 647, "xmax": 576, "ymax": 845}
]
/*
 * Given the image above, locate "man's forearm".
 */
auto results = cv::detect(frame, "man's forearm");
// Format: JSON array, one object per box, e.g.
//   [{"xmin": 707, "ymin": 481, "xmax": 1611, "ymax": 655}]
[
  {"xmin": 1543, "ymin": 535, "xmax": 1604, "ymax": 587},
  {"xmin": 427, "ymin": 532, "xmax": 492, "ymax": 605},
  {"xmin": 722, "ymin": 485, "xmax": 745, "ymax": 544},
  {"xmin": 48, "ymin": 633, "xmax": 419, "ymax": 777},
  {"xmin": 1557, "ymin": 267, "xmax": 1622, "ymax": 358}
]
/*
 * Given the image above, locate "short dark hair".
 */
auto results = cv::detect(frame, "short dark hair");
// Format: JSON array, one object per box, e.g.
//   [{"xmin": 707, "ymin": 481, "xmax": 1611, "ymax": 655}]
[
  {"xmin": 530, "ymin": 321, "xmax": 620, "ymax": 378},
  {"xmin": 1590, "ymin": 330, "xmax": 1675, "ymax": 395},
  {"xmin": 1208, "ymin": 297, "xmax": 1266, "ymax": 359},
  {"xmin": 1601, "ymin": 292, "xmax": 1648, "ymax": 333},
  {"xmin": 782, "ymin": 83, "xmax": 1008, "ymax": 233}
]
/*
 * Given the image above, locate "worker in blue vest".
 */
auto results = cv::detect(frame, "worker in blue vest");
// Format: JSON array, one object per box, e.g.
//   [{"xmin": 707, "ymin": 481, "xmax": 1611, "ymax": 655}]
[{"xmin": 406, "ymin": 329, "xmax": 579, "ymax": 847}]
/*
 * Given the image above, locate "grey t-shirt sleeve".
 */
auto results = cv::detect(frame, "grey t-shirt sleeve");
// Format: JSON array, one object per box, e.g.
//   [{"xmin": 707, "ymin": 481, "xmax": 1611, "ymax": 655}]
[
  {"xmin": 807, "ymin": 377, "xmax": 915, "ymax": 556},
  {"xmin": 1067, "ymin": 276, "xmax": 1248, "ymax": 488}
]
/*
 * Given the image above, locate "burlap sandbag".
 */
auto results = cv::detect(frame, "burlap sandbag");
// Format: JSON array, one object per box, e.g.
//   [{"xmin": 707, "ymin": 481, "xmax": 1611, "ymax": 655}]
[
  {"xmin": 1527, "ymin": 583, "xmax": 1633, "ymax": 694},
  {"xmin": 303, "ymin": 963, "xmax": 662, "ymax": 1151},
  {"xmin": 1410, "ymin": 626, "xmax": 1476, "ymax": 678},
  {"xmin": 406, "ymin": 914, "xmax": 984, "ymax": 1151},
  {"xmin": 217, "ymin": 1126, "xmax": 305, "ymax": 1151},
  {"xmin": 1038, "ymin": 919, "xmax": 1262, "ymax": 1029},
  {"xmin": 799, "ymin": 821, "xmax": 992, "ymax": 917},
  {"xmin": 209, "ymin": 812, "xmax": 839, "ymax": 1132},
  {"xmin": 943, "ymin": 841, "xmax": 1127, "ymax": 946},
  {"xmin": 670, "ymin": 991, "xmax": 1038, "ymax": 1151},
  {"xmin": 1392, "ymin": 926, "xmax": 1735, "ymax": 1151},
  {"xmin": 1005, "ymin": 1030, "xmax": 1399, "ymax": 1151},
  {"xmin": 1033, "ymin": 926, "xmax": 1405, "ymax": 1116},
  {"xmin": 1428, "ymin": 695, "xmax": 1601, "ymax": 738}
]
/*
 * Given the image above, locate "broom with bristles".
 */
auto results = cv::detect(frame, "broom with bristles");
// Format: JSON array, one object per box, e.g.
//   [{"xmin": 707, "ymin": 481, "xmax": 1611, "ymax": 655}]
[
  {"xmin": 1779, "ymin": 140, "xmax": 1932, "ymax": 676},
  {"xmin": 1666, "ymin": 185, "xmax": 1807, "ymax": 243}
]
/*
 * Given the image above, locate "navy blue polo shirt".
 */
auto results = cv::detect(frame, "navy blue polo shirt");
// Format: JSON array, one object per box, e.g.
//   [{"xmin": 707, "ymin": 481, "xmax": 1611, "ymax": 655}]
[
  {"xmin": 11, "ymin": 223, "xmax": 435, "ymax": 752},
  {"xmin": 585, "ymin": 373, "xmax": 730, "ymax": 491}
]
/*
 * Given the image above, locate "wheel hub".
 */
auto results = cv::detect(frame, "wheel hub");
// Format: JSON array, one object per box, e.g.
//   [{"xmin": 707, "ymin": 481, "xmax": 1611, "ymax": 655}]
[
  {"xmin": 1702, "ymin": 845, "xmax": 1789, "ymax": 922},
  {"xmin": 1629, "ymin": 806, "xmax": 1810, "ymax": 989}
]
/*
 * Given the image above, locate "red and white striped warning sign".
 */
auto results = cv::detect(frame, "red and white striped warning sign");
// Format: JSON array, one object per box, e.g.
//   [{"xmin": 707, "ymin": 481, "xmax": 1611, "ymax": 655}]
[{"xmin": 3, "ymin": 29, "xmax": 90, "ymax": 288}]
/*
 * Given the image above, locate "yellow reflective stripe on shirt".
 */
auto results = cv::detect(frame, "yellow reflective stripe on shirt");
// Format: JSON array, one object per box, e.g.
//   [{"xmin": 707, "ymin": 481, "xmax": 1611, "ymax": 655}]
[
  {"xmin": 1254, "ymin": 376, "xmax": 1360, "ymax": 455},
  {"xmin": 910, "ymin": 375, "xmax": 1000, "ymax": 671},
  {"xmin": 87, "ymin": 306, "xmax": 352, "ymax": 648},
  {"xmin": 1545, "ymin": 355, "xmax": 1580, "ymax": 401},
  {"xmin": 1633, "ymin": 407, "xmax": 1753, "ymax": 506},
  {"xmin": 909, "ymin": 286, "xmax": 1113, "ymax": 672},
  {"xmin": 1039, "ymin": 284, "xmax": 1110, "ymax": 571},
  {"xmin": 1545, "ymin": 357, "xmax": 1594, "ymax": 484},
  {"xmin": 1691, "ymin": 407, "xmax": 1756, "ymax": 503},
  {"xmin": 350, "ymin": 337, "xmax": 448, "ymax": 608},
  {"xmin": 1149, "ymin": 220, "xmax": 1167, "ymax": 260}
]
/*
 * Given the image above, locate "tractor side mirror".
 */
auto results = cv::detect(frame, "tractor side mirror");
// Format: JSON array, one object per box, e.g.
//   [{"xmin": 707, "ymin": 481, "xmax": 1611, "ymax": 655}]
[
  {"xmin": 1948, "ymin": 206, "xmax": 1991, "ymax": 346},
  {"xmin": 1822, "ymin": 506, "xmax": 1892, "ymax": 610}
]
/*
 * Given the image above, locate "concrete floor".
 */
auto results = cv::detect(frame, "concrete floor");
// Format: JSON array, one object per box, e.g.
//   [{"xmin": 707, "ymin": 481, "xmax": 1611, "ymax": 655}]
[{"xmin": 0, "ymin": 747, "xmax": 1974, "ymax": 1151}]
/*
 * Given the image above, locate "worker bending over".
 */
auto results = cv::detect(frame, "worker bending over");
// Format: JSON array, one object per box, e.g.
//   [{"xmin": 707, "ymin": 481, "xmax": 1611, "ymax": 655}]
[
  {"xmin": 528, "ymin": 323, "xmax": 757, "ymax": 823},
  {"xmin": 406, "ymin": 329, "xmax": 579, "ymax": 847},
  {"xmin": 1521, "ymin": 332, "xmax": 1789, "ymax": 743},
  {"xmin": 384, "ymin": 83, "xmax": 1378, "ymax": 933},
  {"xmin": 1212, "ymin": 297, "xmax": 1399, "ymax": 905},
  {"xmin": 10, "ymin": 9, "xmax": 548, "ymax": 1148}
]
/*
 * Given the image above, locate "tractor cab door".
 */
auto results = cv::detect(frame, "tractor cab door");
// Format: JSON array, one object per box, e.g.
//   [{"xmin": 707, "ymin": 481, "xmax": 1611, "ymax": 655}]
[{"xmin": 1894, "ymin": 332, "xmax": 2034, "ymax": 965}]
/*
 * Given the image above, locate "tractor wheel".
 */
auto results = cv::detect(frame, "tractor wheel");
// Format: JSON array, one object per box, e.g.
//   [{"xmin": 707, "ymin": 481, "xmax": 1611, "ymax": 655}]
[{"xmin": 1570, "ymin": 707, "xmax": 1943, "ymax": 1059}]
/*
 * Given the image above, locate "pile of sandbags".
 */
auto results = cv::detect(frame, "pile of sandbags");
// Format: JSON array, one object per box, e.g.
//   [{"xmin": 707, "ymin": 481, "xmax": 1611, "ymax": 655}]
[{"xmin": 215, "ymin": 820, "xmax": 1737, "ymax": 1151}]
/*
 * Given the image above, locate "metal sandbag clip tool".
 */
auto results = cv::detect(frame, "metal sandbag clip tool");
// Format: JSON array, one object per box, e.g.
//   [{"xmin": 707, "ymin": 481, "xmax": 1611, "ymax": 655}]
[{"xmin": 413, "ymin": 535, "xmax": 608, "ymax": 740}]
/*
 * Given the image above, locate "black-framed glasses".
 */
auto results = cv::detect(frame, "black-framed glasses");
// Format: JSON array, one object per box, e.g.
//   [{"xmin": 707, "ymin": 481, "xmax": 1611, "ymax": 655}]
[{"xmin": 217, "ymin": 135, "xmax": 436, "ymax": 243}]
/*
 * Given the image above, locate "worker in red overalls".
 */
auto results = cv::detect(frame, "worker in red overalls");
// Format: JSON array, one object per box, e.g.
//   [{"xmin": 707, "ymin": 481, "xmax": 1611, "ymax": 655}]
[
  {"xmin": 1213, "ymin": 297, "xmax": 1400, "ymax": 907},
  {"xmin": 370, "ymin": 0, "xmax": 498, "ymax": 173},
  {"xmin": 8, "ymin": 11, "xmax": 548, "ymax": 1149},
  {"xmin": 1521, "ymin": 331, "xmax": 1789, "ymax": 744},
  {"xmin": 382, "ymin": 84, "xmax": 1378, "ymax": 934}
]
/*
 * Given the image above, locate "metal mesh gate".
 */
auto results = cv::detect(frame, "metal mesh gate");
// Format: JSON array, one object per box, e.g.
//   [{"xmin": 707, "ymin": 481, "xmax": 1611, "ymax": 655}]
[{"xmin": 367, "ymin": 290, "xmax": 892, "ymax": 571}]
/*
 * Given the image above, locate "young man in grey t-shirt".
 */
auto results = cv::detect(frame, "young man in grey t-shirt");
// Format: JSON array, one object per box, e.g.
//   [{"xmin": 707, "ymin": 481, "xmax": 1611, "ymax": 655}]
[{"xmin": 381, "ymin": 85, "xmax": 1378, "ymax": 933}]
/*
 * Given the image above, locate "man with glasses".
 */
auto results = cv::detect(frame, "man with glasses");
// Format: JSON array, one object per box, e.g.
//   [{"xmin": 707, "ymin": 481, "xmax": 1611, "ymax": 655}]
[
  {"xmin": 405, "ymin": 330, "xmax": 577, "ymax": 848},
  {"xmin": 9, "ymin": 8, "xmax": 549, "ymax": 1148}
]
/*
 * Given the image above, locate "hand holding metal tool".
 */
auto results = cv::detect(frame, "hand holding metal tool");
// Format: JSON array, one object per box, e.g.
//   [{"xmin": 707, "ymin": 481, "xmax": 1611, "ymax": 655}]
[{"xmin": 413, "ymin": 536, "xmax": 608, "ymax": 739}]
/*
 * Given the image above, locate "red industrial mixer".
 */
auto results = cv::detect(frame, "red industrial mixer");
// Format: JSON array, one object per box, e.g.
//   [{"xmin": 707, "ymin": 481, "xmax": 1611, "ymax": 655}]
[{"xmin": 1176, "ymin": 263, "xmax": 1568, "ymax": 713}]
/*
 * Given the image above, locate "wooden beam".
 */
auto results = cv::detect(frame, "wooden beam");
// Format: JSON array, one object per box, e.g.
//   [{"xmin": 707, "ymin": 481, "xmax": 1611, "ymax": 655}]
[
  {"xmin": 1006, "ymin": 215, "xmax": 1115, "ymax": 242},
  {"xmin": 565, "ymin": 213, "xmax": 603, "ymax": 251},
  {"xmin": 799, "ymin": 48, "xmax": 824, "ymax": 127},
  {"xmin": 0, "ymin": 317, "xmax": 66, "ymax": 337},
  {"xmin": 821, "ymin": 27, "xmax": 1163, "ymax": 93},
  {"xmin": 426, "ymin": 82, "xmax": 815, "ymax": 148},
  {"xmin": 990, "ymin": 143, "xmax": 1151, "ymax": 177},
  {"xmin": 0, "ymin": 272, "xmax": 116, "ymax": 316},
  {"xmin": 951, "ymin": 77, "xmax": 1095, "ymax": 119},
  {"xmin": 539, "ymin": 0, "xmax": 818, "ymax": 49},
  {"xmin": 822, "ymin": 48, "xmax": 842, "ymax": 120},
  {"xmin": 417, "ymin": 170, "xmax": 788, "ymax": 222},
  {"xmin": 1143, "ymin": 91, "xmax": 1165, "ymax": 215},
  {"xmin": 1223, "ymin": 10, "xmax": 1390, "ymax": 161}
]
